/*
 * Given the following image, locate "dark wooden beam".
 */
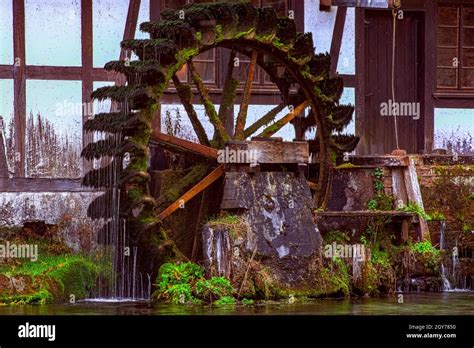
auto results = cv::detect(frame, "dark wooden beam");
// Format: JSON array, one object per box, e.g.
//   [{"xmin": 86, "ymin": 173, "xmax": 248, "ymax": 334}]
[
  {"xmin": 340, "ymin": 74, "xmax": 356, "ymax": 87},
  {"xmin": 152, "ymin": 132, "xmax": 218, "ymax": 159},
  {"xmin": 424, "ymin": 1, "xmax": 436, "ymax": 153},
  {"xmin": 0, "ymin": 65, "xmax": 13, "ymax": 79},
  {"xmin": 150, "ymin": 0, "xmax": 162, "ymax": 135},
  {"xmin": 0, "ymin": 178, "xmax": 94, "ymax": 192},
  {"xmin": 289, "ymin": 0, "xmax": 305, "ymax": 32},
  {"xmin": 13, "ymin": 0, "xmax": 26, "ymax": 177},
  {"xmin": 354, "ymin": 7, "xmax": 367, "ymax": 155},
  {"xmin": 27, "ymin": 66, "xmax": 82, "ymax": 80},
  {"xmin": 150, "ymin": 0, "xmax": 160, "ymax": 21},
  {"xmin": 158, "ymin": 165, "xmax": 224, "ymax": 220},
  {"xmin": 0, "ymin": 65, "xmax": 117, "ymax": 81},
  {"xmin": 330, "ymin": 7, "xmax": 347, "ymax": 77},
  {"xmin": 115, "ymin": 0, "xmax": 141, "ymax": 87},
  {"xmin": 81, "ymin": 0, "xmax": 93, "ymax": 173},
  {"xmin": 160, "ymin": 89, "xmax": 285, "ymax": 105}
]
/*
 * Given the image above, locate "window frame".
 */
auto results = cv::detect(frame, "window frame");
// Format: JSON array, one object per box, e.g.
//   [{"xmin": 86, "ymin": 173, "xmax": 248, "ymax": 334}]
[{"xmin": 436, "ymin": 3, "xmax": 474, "ymax": 92}]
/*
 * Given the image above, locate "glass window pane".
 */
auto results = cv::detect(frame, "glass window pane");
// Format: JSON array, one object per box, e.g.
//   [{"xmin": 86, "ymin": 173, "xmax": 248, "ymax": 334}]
[
  {"xmin": 438, "ymin": 7, "xmax": 459, "ymax": 26},
  {"xmin": 193, "ymin": 62, "xmax": 215, "ymax": 83},
  {"xmin": 463, "ymin": 8, "xmax": 474, "ymax": 27},
  {"xmin": 438, "ymin": 48, "xmax": 458, "ymax": 67},
  {"xmin": 337, "ymin": 7, "xmax": 355, "ymax": 75},
  {"xmin": 26, "ymin": 80, "xmax": 82, "ymax": 178},
  {"xmin": 434, "ymin": 108, "xmax": 474, "ymax": 154},
  {"xmin": 0, "ymin": 0, "xmax": 13, "ymax": 64},
  {"xmin": 463, "ymin": 48, "xmax": 474, "ymax": 67},
  {"xmin": 437, "ymin": 68, "xmax": 457, "ymax": 88},
  {"xmin": 93, "ymin": 0, "xmax": 128, "ymax": 68},
  {"xmin": 25, "ymin": 0, "xmax": 81, "ymax": 66},
  {"xmin": 195, "ymin": 49, "xmax": 214, "ymax": 62},
  {"xmin": 461, "ymin": 68, "xmax": 474, "ymax": 88},
  {"xmin": 438, "ymin": 27, "xmax": 458, "ymax": 47},
  {"xmin": 0, "ymin": 79, "xmax": 14, "ymax": 175},
  {"xmin": 463, "ymin": 28, "xmax": 474, "ymax": 47},
  {"xmin": 135, "ymin": 0, "xmax": 150, "ymax": 39}
]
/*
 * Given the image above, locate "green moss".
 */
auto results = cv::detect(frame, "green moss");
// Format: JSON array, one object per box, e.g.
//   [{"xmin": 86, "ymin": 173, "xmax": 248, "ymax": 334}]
[
  {"xmin": 235, "ymin": 27, "xmax": 254, "ymax": 39},
  {"xmin": 207, "ymin": 214, "xmax": 247, "ymax": 239},
  {"xmin": 195, "ymin": 31, "xmax": 203, "ymax": 43},
  {"xmin": 336, "ymin": 163, "xmax": 357, "ymax": 169},
  {"xmin": 153, "ymin": 262, "xmax": 236, "ymax": 304},
  {"xmin": 0, "ymin": 252, "xmax": 100, "ymax": 305}
]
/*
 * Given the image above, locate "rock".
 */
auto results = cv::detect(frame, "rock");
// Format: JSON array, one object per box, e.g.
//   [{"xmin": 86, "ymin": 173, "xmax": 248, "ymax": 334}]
[{"xmin": 203, "ymin": 171, "xmax": 323, "ymax": 297}]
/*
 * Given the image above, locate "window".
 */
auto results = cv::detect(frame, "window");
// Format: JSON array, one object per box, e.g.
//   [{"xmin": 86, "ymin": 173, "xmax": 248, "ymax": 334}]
[
  {"xmin": 437, "ymin": 5, "xmax": 474, "ymax": 90},
  {"xmin": 162, "ymin": 0, "xmax": 217, "ymax": 84},
  {"xmin": 25, "ymin": 0, "xmax": 81, "ymax": 66},
  {"xmin": 26, "ymin": 80, "xmax": 83, "ymax": 178},
  {"xmin": 0, "ymin": 1, "xmax": 13, "ymax": 65}
]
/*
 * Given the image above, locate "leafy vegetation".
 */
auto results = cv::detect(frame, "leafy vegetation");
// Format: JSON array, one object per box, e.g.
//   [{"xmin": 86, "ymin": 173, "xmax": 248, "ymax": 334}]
[
  {"xmin": 397, "ymin": 202, "xmax": 432, "ymax": 221},
  {"xmin": 154, "ymin": 262, "xmax": 235, "ymax": 305}
]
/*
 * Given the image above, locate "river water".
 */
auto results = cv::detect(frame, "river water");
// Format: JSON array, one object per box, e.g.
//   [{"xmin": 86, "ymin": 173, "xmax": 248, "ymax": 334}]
[{"xmin": 1, "ymin": 292, "xmax": 472, "ymax": 315}]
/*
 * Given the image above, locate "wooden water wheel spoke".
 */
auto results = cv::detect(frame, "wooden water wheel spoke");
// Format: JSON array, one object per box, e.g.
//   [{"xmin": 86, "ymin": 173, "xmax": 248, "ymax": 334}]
[
  {"xmin": 234, "ymin": 50, "xmax": 258, "ymax": 140},
  {"xmin": 217, "ymin": 50, "xmax": 238, "ymax": 128},
  {"xmin": 157, "ymin": 165, "xmax": 225, "ymax": 220},
  {"xmin": 257, "ymin": 100, "xmax": 310, "ymax": 138},
  {"xmin": 171, "ymin": 74, "xmax": 210, "ymax": 146},
  {"xmin": 188, "ymin": 60, "xmax": 230, "ymax": 143},
  {"xmin": 83, "ymin": 2, "xmax": 360, "ymax": 257},
  {"xmin": 244, "ymin": 103, "xmax": 286, "ymax": 139}
]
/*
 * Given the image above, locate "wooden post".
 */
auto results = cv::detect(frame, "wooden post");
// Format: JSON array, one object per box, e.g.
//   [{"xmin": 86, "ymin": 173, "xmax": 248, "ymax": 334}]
[
  {"xmin": 330, "ymin": 7, "xmax": 347, "ymax": 77},
  {"xmin": 13, "ymin": 0, "xmax": 26, "ymax": 177},
  {"xmin": 81, "ymin": 0, "xmax": 93, "ymax": 174},
  {"xmin": 355, "ymin": 8, "xmax": 367, "ymax": 155}
]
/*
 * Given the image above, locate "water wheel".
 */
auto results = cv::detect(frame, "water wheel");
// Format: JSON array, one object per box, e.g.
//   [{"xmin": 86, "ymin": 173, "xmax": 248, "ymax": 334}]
[{"xmin": 81, "ymin": 2, "xmax": 358, "ymax": 262}]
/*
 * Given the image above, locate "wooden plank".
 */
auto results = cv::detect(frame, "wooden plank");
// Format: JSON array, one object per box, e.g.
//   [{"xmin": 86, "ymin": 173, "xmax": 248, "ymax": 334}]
[
  {"xmin": 391, "ymin": 168, "xmax": 408, "ymax": 206},
  {"xmin": 354, "ymin": 7, "xmax": 366, "ymax": 155},
  {"xmin": 247, "ymin": 141, "xmax": 309, "ymax": 164},
  {"xmin": 115, "ymin": 0, "xmax": 141, "ymax": 87},
  {"xmin": 150, "ymin": 0, "xmax": 161, "ymax": 21},
  {"xmin": 0, "ymin": 178, "xmax": 94, "ymax": 192},
  {"xmin": 13, "ymin": 0, "xmax": 26, "ymax": 177},
  {"xmin": 81, "ymin": 0, "xmax": 93, "ymax": 173},
  {"xmin": 1, "ymin": 65, "xmax": 116, "ymax": 81},
  {"xmin": 0, "ymin": 65, "xmax": 13, "ymax": 79},
  {"xmin": 0, "ymin": 128, "xmax": 9, "ymax": 177},
  {"xmin": 152, "ymin": 132, "xmax": 218, "ymax": 159},
  {"xmin": 289, "ymin": 0, "xmax": 305, "ymax": 32},
  {"xmin": 26, "ymin": 66, "xmax": 82, "ymax": 80},
  {"xmin": 403, "ymin": 157, "xmax": 429, "ymax": 240},
  {"xmin": 316, "ymin": 210, "xmax": 417, "ymax": 219},
  {"xmin": 257, "ymin": 100, "xmax": 309, "ymax": 138},
  {"xmin": 158, "ymin": 165, "xmax": 224, "ymax": 220},
  {"xmin": 340, "ymin": 74, "xmax": 355, "ymax": 87},
  {"xmin": 422, "ymin": 1, "xmax": 436, "ymax": 153},
  {"xmin": 330, "ymin": 7, "xmax": 347, "ymax": 77}
]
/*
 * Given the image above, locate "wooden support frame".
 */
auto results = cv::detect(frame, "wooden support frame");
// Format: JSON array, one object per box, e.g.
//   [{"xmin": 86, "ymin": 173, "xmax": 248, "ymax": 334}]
[
  {"xmin": 158, "ymin": 165, "xmax": 224, "ymax": 220},
  {"xmin": 330, "ymin": 6, "xmax": 347, "ymax": 77},
  {"xmin": 13, "ymin": 0, "xmax": 26, "ymax": 177},
  {"xmin": 81, "ymin": 0, "xmax": 93, "ymax": 173},
  {"xmin": 2, "ymin": 0, "xmax": 141, "ymax": 183}
]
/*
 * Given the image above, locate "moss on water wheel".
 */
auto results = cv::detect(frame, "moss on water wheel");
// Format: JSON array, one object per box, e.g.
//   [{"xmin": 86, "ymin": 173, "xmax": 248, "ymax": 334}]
[{"xmin": 82, "ymin": 1, "xmax": 358, "ymax": 261}]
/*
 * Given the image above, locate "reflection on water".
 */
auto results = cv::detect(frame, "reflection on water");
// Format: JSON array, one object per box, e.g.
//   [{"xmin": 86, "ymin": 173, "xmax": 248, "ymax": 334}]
[{"xmin": 0, "ymin": 292, "xmax": 472, "ymax": 316}]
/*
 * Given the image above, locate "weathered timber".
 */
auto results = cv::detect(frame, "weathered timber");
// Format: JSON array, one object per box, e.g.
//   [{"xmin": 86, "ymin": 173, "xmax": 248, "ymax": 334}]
[
  {"xmin": 158, "ymin": 165, "xmax": 224, "ymax": 220},
  {"xmin": 0, "ymin": 178, "xmax": 94, "ymax": 192},
  {"xmin": 152, "ymin": 132, "xmax": 218, "ymax": 159},
  {"xmin": 223, "ymin": 140, "xmax": 309, "ymax": 164}
]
